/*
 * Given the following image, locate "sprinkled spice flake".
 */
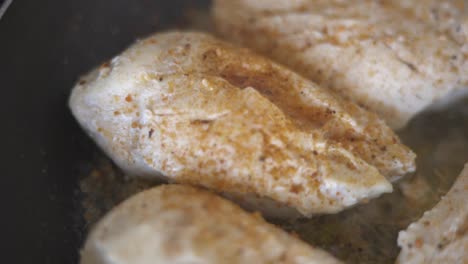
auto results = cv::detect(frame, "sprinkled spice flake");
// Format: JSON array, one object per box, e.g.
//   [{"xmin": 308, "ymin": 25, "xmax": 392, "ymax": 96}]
[
  {"xmin": 79, "ymin": 158, "xmax": 161, "ymax": 227},
  {"xmin": 79, "ymin": 98, "xmax": 468, "ymax": 263},
  {"xmin": 75, "ymin": 6, "xmax": 468, "ymax": 263}
]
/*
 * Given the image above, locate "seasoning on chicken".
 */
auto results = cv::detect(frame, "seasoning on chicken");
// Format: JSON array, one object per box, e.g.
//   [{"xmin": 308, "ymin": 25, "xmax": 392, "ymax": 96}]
[
  {"xmin": 81, "ymin": 185, "xmax": 343, "ymax": 264},
  {"xmin": 69, "ymin": 32, "xmax": 415, "ymax": 218},
  {"xmin": 397, "ymin": 163, "xmax": 468, "ymax": 264},
  {"xmin": 213, "ymin": 0, "xmax": 468, "ymax": 129}
]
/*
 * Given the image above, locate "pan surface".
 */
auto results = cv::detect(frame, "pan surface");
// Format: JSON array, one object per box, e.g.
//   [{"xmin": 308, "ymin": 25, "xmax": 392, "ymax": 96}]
[
  {"xmin": 1, "ymin": 0, "xmax": 209, "ymax": 263},
  {"xmin": 1, "ymin": 0, "xmax": 466, "ymax": 263}
]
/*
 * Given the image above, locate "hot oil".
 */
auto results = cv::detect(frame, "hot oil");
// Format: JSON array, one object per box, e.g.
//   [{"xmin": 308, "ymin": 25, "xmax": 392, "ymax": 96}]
[
  {"xmin": 77, "ymin": 7, "xmax": 468, "ymax": 263},
  {"xmin": 280, "ymin": 97, "xmax": 468, "ymax": 263},
  {"xmin": 80, "ymin": 97, "xmax": 468, "ymax": 263}
]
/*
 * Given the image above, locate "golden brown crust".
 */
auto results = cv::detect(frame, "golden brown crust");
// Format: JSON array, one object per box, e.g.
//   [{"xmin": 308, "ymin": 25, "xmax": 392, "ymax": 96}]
[
  {"xmin": 70, "ymin": 32, "xmax": 414, "ymax": 217},
  {"xmin": 213, "ymin": 0, "xmax": 467, "ymax": 129}
]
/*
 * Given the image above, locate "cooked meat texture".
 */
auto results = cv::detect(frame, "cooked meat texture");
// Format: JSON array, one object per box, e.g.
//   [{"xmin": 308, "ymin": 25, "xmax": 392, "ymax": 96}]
[
  {"xmin": 69, "ymin": 32, "xmax": 415, "ymax": 218},
  {"xmin": 81, "ymin": 185, "xmax": 343, "ymax": 264},
  {"xmin": 394, "ymin": 0, "xmax": 467, "ymax": 43},
  {"xmin": 397, "ymin": 163, "xmax": 468, "ymax": 264},
  {"xmin": 213, "ymin": 0, "xmax": 468, "ymax": 129}
]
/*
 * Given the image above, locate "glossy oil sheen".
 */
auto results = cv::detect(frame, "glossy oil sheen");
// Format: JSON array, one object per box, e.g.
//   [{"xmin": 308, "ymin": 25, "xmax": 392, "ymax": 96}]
[{"xmin": 1, "ymin": 1, "xmax": 467, "ymax": 263}]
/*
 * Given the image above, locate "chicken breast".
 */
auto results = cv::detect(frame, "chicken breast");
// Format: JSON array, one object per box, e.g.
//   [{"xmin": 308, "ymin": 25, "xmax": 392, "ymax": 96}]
[
  {"xmin": 395, "ymin": 0, "xmax": 467, "ymax": 43},
  {"xmin": 397, "ymin": 163, "xmax": 468, "ymax": 264},
  {"xmin": 69, "ymin": 32, "xmax": 415, "ymax": 218},
  {"xmin": 213, "ymin": 0, "xmax": 468, "ymax": 129},
  {"xmin": 81, "ymin": 185, "xmax": 342, "ymax": 264}
]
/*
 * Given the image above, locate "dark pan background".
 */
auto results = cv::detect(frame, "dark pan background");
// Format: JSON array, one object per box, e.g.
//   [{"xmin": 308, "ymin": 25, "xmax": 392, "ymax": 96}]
[
  {"xmin": 2, "ymin": 1, "xmax": 468, "ymax": 264},
  {"xmin": 0, "ymin": 0, "xmax": 209, "ymax": 263}
]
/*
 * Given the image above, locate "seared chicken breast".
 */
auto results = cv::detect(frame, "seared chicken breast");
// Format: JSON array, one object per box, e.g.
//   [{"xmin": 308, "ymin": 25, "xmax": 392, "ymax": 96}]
[
  {"xmin": 69, "ymin": 32, "xmax": 415, "ymax": 218},
  {"xmin": 81, "ymin": 185, "xmax": 342, "ymax": 264},
  {"xmin": 397, "ymin": 163, "xmax": 468, "ymax": 264},
  {"xmin": 213, "ymin": 0, "xmax": 468, "ymax": 129}
]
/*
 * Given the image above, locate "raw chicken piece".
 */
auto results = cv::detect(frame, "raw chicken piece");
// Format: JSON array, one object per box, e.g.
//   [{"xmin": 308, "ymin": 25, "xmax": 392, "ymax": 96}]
[
  {"xmin": 397, "ymin": 163, "xmax": 468, "ymax": 263},
  {"xmin": 213, "ymin": 0, "xmax": 468, "ymax": 129},
  {"xmin": 69, "ymin": 32, "xmax": 415, "ymax": 218},
  {"xmin": 81, "ymin": 185, "xmax": 342, "ymax": 264}
]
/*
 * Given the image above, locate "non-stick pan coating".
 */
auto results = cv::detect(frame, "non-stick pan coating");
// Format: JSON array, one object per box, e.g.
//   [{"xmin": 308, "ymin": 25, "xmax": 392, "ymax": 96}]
[
  {"xmin": 2, "ymin": 1, "xmax": 467, "ymax": 263},
  {"xmin": 0, "ymin": 1, "xmax": 209, "ymax": 263}
]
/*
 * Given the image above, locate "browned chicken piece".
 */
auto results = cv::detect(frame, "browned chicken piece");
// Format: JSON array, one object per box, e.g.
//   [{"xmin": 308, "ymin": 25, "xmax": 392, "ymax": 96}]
[
  {"xmin": 213, "ymin": 0, "xmax": 468, "ymax": 129},
  {"xmin": 395, "ymin": 0, "xmax": 467, "ymax": 42},
  {"xmin": 397, "ymin": 163, "xmax": 468, "ymax": 264},
  {"xmin": 81, "ymin": 185, "xmax": 343, "ymax": 264},
  {"xmin": 69, "ymin": 32, "xmax": 415, "ymax": 218}
]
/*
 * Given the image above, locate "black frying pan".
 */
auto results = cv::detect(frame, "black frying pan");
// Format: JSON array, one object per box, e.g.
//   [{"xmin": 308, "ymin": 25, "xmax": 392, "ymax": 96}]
[
  {"xmin": 1, "ymin": 1, "xmax": 209, "ymax": 262},
  {"xmin": 2, "ymin": 1, "xmax": 467, "ymax": 263}
]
